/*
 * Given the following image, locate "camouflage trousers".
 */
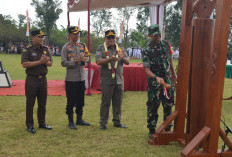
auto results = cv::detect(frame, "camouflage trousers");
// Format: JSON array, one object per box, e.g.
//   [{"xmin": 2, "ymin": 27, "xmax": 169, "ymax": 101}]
[{"xmin": 147, "ymin": 81, "xmax": 174, "ymax": 129}]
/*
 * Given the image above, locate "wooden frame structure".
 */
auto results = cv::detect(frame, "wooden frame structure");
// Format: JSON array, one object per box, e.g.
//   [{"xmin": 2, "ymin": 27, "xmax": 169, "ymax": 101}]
[{"xmin": 149, "ymin": 0, "xmax": 232, "ymax": 156}]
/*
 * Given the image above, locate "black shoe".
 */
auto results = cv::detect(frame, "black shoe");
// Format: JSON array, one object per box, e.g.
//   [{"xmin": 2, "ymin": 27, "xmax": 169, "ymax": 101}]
[
  {"xmin": 148, "ymin": 129, "xmax": 155, "ymax": 138},
  {"xmin": 100, "ymin": 124, "xmax": 107, "ymax": 130},
  {"xmin": 69, "ymin": 122, "xmax": 77, "ymax": 130},
  {"xmin": 114, "ymin": 123, "xmax": 128, "ymax": 128},
  {"xmin": 27, "ymin": 126, "xmax": 36, "ymax": 133},
  {"xmin": 39, "ymin": 124, "xmax": 52, "ymax": 130},
  {"xmin": 76, "ymin": 119, "xmax": 91, "ymax": 126}
]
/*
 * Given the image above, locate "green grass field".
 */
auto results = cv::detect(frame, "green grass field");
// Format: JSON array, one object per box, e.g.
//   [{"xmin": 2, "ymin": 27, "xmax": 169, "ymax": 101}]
[{"xmin": 0, "ymin": 53, "xmax": 232, "ymax": 157}]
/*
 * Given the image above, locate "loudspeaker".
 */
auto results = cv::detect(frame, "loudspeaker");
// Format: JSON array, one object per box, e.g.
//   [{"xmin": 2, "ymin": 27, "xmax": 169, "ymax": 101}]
[{"xmin": 0, "ymin": 61, "xmax": 12, "ymax": 88}]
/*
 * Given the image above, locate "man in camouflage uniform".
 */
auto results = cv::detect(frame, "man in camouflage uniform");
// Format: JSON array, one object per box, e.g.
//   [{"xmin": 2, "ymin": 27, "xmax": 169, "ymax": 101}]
[
  {"xmin": 21, "ymin": 29, "xmax": 53, "ymax": 133},
  {"xmin": 95, "ymin": 30, "xmax": 129, "ymax": 130},
  {"xmin": 142, "ymin": 24, "xmax": 177, "ymax": 138},
  {"xmin": 61, "ymin": 26, "xmax": 91, "ymax": 130}
]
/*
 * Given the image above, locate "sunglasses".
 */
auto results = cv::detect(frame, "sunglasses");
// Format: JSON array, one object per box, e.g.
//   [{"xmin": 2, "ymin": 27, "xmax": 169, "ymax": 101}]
[
  {"xmin": 38, "ymin": 36, "xmax": 45, "ymax": 39},
  {"xmin": 106, "ymin": 35, "xmax": 115, "ymax": 39}
]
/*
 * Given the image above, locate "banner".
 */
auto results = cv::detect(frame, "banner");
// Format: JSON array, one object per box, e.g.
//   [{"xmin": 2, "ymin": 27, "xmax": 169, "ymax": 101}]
[
  {"xmin": 118, "ymin": 19, "xmax": 124, "ymax": 44},
  {"xmin": 26, "ymin": 10, "xmax": 29, "ymax": 37},
  {"xmin": 161, "ymin": 24, "xmax": 165, "ymax": 40},
  {"xmin": 78, "ymin": 17, "xmax": 80, "ymax": 43}
]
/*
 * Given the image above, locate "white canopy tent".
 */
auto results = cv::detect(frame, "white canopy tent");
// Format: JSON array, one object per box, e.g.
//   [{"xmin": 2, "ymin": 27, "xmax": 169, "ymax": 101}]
[{"xmin": 67, "ymin": 0, "xmax": 177, "ymax": 30}]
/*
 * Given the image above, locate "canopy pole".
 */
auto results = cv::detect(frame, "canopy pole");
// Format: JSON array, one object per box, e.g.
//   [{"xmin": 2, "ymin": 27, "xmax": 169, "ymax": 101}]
[
  {"xmin": 87, "ymin": 0, "xmax": 92, "ymax": 95},
  {"xmin": 67, "ymin": 3, "xmax": 70, "ymax": 28},
  {"xmin": 149, "ymin": 2, "xmax": 164, "ymax": 31}
]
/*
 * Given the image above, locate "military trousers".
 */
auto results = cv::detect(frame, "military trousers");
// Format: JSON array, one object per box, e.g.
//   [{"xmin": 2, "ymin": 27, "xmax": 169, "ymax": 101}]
[
  {"xmin": 147, "ymin": 84, "xmax": 174, "ymax": 129},
  {"xmin": 25, "ymin": 75, "xmax": 47, "ymax": 127},
  {"xmin": 65, "ymin": 81, "xmax": 85, "ymax": 119},
  {"xmin": 100, "ymin": 83, "xmax": 124, "ymax": 125}
]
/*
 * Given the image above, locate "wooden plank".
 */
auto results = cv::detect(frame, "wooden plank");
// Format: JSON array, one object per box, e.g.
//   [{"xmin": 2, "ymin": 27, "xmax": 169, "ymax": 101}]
[
  {"xmin": 204, "ymin": 0, "xmax": 232, "ymax": 153},
  {"xmin": 188, "ymin": 18, "xmax": 215, "ymax": 142},
  {"xmin": 174, "ymin": 0, "xmax": 194, "ymax": 140},
  {"xmin": 156, "ymin": 111, "xmax": 179, "ymax": 133},
  {"xmin": 148, "ymin": 132, "xmax": 178, "ymax": 145},
  {"xmin": 181, "ymin": 126, "xmax": 211, "ymax": 156}
]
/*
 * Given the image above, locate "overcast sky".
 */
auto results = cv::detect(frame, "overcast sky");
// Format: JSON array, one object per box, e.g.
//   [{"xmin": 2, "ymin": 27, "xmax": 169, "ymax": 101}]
[{"xmin": 0, "ymin": 0, "xmax": 90, "ymax": 30}]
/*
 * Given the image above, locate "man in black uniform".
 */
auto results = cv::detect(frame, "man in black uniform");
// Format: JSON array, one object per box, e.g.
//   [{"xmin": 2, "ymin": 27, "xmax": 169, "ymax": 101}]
[{"xmin": 21, "ymin": 30, "xmax": 52, "ymax": 133}]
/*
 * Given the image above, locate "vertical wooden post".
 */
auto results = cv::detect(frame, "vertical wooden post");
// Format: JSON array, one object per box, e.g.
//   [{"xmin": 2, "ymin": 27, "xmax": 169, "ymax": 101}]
[
  {"xmin": 149, "ymin": 0, "xmax": 232, "ymax": 156},
  {"xmin": 174, "ymin": 0, "xmax": 194, "ymax": 140},
  {"xmin": 204, "ymin": 0, "xmax": 232, "ymax": 153}
]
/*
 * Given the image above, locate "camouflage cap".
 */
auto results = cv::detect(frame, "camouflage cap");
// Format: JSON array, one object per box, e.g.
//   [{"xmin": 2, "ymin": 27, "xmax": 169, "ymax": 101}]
[{"xmin": 148, "ymin": 24, "xmax": 161, "ymax": 36}]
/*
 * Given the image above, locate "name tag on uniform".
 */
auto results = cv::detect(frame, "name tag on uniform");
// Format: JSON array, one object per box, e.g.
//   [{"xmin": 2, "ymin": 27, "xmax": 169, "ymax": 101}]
[{"xmin": 31, "ymin": 53, "xmax": 37, "ymax": 56}]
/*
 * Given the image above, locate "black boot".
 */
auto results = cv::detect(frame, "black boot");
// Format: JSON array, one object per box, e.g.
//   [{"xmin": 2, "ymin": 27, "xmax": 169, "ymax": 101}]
[
  {"xmin": 76, "ymin": 115, "xmax": 90, "ymax": 126},
  {"xmin": 148, "ymin": 129, "xmax": 155, "ymax": 138},
  {"xmin": 68, "ymin": 115, "xmax": 77, "ymax": 130}
]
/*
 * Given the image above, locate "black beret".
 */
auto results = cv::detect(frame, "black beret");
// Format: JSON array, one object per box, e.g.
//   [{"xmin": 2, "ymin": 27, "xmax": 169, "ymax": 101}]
[
  {"xmin": 68, "ymin": 26, "xmax": 81, "ymax": 34},
  {"xmin": 105, "ymin": 30, "xmax": 116, "ymax": 37},
  {"xmin": 31, "ymin": 30, "xmax": 46, "ymax": 37}
]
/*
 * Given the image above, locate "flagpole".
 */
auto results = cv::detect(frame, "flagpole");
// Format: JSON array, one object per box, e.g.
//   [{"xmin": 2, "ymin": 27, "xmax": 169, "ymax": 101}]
[
  {"xmin": 118, "ymin": 19, "xmax": 124, "ymax": 46},
  {"xmin": 26, "ymin": 10, "xmax": 30, "ymax": 45},
  {"xmin": 87, "ymin": 0, "xmax": 92, "ymax": 95}
]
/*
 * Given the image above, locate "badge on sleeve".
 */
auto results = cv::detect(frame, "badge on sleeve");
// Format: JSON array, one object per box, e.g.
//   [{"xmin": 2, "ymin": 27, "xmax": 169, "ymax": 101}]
[{"xmin": 96, "ymin": 51, "xmax": 101, "ymax": 56}]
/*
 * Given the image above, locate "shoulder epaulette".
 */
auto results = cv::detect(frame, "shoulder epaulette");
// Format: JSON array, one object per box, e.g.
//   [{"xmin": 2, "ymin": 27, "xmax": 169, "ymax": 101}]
[
  {"xmin": 42, "ymin": 45, "xmax": 49, "ymax": 49},
  {"xmin": 79, "ymin": 42, "xmax": 90, "ymax": 56},
  {"xmin": 78, "ymin": 42, "xmax": 86, "ymax": 47}
]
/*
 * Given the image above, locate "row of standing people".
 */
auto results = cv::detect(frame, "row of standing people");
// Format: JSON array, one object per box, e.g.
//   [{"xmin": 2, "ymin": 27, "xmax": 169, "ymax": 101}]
[
  {"xmin": 0, "ymin": 42, "xmax": 26, "ymax": 54},
  {"xmin": 0, "ymin": 42, "xmax": 61, "ymax": 56},
  {"xmin": 127, "ymin": 47, "xmax": 142, "ymax": 59},
  {"xmin": 21, "ymin": 25, "xmax": 177, "ymax": 138}
]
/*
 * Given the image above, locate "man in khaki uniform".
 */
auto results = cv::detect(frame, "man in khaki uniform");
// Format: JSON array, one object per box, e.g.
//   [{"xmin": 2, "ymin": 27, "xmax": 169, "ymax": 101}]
[
  {"xmin": 21, "ymin": 30, "xmax": 52, "ymax": 133},
  {"xmin": 95, "ymin": 30, "xmax": 129, "ymax": 130}
]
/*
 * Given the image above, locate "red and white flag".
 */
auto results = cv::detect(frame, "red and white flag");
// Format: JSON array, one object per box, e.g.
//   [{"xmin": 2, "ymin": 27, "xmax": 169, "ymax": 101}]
[
  {"xmin": 118, "ymin": 19, "xmax": 124, "ymax": 44},
  {"xmin": 161, "ymin": 24, "xmax": 165, "ymax": 40},
  {"xmin": 78, "ymin": 17, "xmax": 80, "ymax": 28},
  {"xmin": 78, "ymin": 17, "xmax": 80, "ymax": 42},
  {"xmin": 26, "ymin": 10, "xmax": 29, "ymax": 36},
  {"xmin": 163, "ymin": 86, "xmax": 170, "ymax": 99}
]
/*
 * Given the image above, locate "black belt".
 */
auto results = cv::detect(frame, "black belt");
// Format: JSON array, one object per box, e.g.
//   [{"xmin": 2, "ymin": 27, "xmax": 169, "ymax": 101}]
[{"xmin": 27, "ymin": 74, "xmax": 46, "ymax": 79}]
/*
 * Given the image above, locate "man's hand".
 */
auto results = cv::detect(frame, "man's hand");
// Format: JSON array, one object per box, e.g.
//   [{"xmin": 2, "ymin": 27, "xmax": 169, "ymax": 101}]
[
  {"xmin": 110, "ymin": 54, "xmax": 119, "ymax": 61},
  {"xmin": 79, "ymin": 52, "xmax": 88, "ymax": 62},
  {"xmin": 119, "ymin": 52, "xmax": 125, "ymax": 60},
  {"xmin": 40, "ymin": 55, "xmax": 49, "ymax": 64},
  {"xmin": 80, "ymin": 56, "xmax": 88, "ymax": 62},
  {"xmin": 156, "ymin": 76, "xmax": 165, "ymax": 85}
]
